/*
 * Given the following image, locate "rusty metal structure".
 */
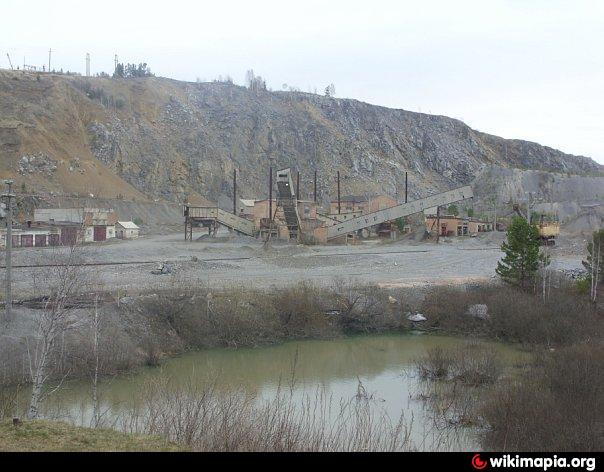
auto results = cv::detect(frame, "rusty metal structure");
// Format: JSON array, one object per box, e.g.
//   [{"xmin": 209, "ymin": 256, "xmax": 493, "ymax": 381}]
[{"xmin": 183, "ymin": 168, "xmax": 473, "ymax": 244}]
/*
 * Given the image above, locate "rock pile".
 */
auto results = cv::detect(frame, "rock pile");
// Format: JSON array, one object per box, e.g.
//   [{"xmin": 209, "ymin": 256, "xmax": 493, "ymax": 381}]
[
  {"xmin": 560, "ymin": 268, "xmax": 588, "ymax": 280},
  {"xmin": 17, "ymin": 153, "xmax": 57, "ymax": 176}
]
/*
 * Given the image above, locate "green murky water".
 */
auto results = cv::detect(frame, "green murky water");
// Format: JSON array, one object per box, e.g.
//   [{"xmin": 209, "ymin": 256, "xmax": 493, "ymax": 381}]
[{"xmin": 20, "ymin": 333, "xmax": 525, "ymax": 451}]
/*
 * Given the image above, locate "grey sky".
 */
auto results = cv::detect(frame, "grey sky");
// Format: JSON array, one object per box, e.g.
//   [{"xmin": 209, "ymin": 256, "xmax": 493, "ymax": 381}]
[{"xmin": 3, "ymin": 0, "xmax": 603, "ymax": 163}]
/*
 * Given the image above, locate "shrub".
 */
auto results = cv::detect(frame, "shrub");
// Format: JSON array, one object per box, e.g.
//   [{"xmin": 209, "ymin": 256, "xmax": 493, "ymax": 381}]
[
  {"xmin": 481, "ymin": 342, "xmax": 604, "ymax": 451},
  {"xmin": 575, "ymin": 276, "xmax": 590, "ymax": 295},
  {"xmin": 415, "ymin": 343, "xmax": 502, "ymax": 386},
  {"xmin": 416, "ymin": 346, "xmax": 453, "ymax": 380},
  {"xmin": 420, "ymin": 284, "xmax": 601, "ymax": 347}
]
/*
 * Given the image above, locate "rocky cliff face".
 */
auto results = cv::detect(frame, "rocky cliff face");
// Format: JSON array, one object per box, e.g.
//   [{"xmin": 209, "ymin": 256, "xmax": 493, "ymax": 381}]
[{"xmin": 0, "ymin": 71, "xmax": 601, "ymax": 209}]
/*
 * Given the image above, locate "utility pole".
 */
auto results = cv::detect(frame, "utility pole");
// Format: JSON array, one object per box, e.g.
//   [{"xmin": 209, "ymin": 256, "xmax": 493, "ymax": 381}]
[
  {"xmin": 86, "ymin": 53, "xmax": 90, "ymax": 77},
  {"xmin": 268, "ymin": 164, "xmax": 273, "ymax": 222},
  {"xmin": 48, "ymin": 48, "xmax": 52, "ymax": 72},
  {"xmin": 296, "ymin": 171, "xmax": 300, "ymax": 201},
  {"xmin": 337, "ymin": 171, "xmax": 341, "ymax": 215},
  {"xmin": 313, "ymin": 170, "xmax": 317, "ymax": 203},
  {"xmin": 436, "ymin": 205, "xmax": 440, "ymax": 244},
  {"xmin": 405, "ymin": 171, "xmax": 408, "ymax": 204},
  {"xmin": 233, "ymin": 169, "xmax": 237, "ymax": 215},
  {"xmin": 3, "ymin": 180, "xmax": 14, "ymax": 322}
]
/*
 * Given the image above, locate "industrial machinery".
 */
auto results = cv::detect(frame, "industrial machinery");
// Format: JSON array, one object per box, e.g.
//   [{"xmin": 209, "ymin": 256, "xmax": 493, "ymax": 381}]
[
  {"xmin": 326, "ymin": 186, "xmax": 473, "ymax": 240},
  {"xmin": 512, "ymin": 203, "xmax": 559, "ymax": 245},
  {"xmin": 183, "ymin": 168, "xmax": 474, "ymax": 244}
]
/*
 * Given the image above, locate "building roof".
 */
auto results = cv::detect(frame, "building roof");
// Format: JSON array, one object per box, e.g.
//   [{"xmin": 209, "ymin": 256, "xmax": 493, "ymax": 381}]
[
  {"xmin": 34, "ymin": 208, "xmax": 84, "ymax": 224},
  {"xmin": 334, "ymin": 194, "xmax": 394, "ymax": 204},
  {"xmin": 338, "ymin": 195, "xmax": 368, "ymax": 203},
  {"xmin": 239, "ymin": 199, "xmax": 256, "ymax": 207},
  {"xmin": 117, "ymin": 221, "xmax": 139, "ymax": 229}
]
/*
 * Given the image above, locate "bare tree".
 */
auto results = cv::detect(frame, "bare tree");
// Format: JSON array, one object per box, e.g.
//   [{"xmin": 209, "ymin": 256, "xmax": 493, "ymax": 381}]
[
  {"xmin": 590, "ymin": 234, "xmax": 601, "ymax": 303},
  {"xmin": 245, "ymin": 69, "xmax": 266, "ymax": 93},
  {"xmin": 26, "ymin": 244, "xmax": 87, "ymax": 419},
  {"xmin": 89, "ymin": 294, "xmax": 101, "ymax": 427},
  {"xmin": 583, "ymin": 229, "xmax": 603, "ymax": 303}
]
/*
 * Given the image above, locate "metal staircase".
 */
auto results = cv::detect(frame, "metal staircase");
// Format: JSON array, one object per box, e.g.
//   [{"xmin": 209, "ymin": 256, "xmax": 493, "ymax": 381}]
[{"xmin": 276, "ymin": 168, "xmax": 300, "ymax": 240}]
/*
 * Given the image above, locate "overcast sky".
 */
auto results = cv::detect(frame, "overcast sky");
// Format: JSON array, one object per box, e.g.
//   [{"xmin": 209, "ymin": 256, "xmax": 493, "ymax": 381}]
[{"xmin": 2, "ymin": 0, "xmax": 603, "ymax": 163}]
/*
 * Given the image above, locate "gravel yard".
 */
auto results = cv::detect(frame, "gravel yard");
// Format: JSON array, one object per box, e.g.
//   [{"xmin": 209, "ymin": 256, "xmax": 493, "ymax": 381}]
[{"xmin": 2, "ymin": 230, "xmax": 587, "ymax": 298}]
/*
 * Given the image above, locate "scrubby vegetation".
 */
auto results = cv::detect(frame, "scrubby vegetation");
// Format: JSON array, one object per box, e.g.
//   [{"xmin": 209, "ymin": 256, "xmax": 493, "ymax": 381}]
[
  {"xmin": 117, "ymin": 377, "xmax": 412, "ymax": 452},
  {"xmin": 415, "ymin": 343, "xmax": 503, "ymax": 386},
  {"xmin": 481, "ymin": 342, "xmax": 603, "ymax": 451},
  {"xmin": 419, "ymin": 284, "xmax": 601, "ymax": 347},
  {"xmin": 1, "ymin": 281, "xmax": 600, "ymax": 389},
  {"xmin": 0, "ymin": 281, "xmax": 405, "ymax": 389},
  {"xmin": 73, "ymin": 79, "xmax": 126, "ymax": 109},
  {"xmin": 0, "ymin": 279, "xmax": 601, "ymax": 451},
  {"xmin": 414, "ymin": 283, "xmax": 602, "ymax": 451}
]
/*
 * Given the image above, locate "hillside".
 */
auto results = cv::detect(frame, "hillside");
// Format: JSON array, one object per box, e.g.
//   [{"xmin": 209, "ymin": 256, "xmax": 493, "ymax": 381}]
[{"xmin": 0, "ymin": 70, "xmax": 602, "ymax": 210}]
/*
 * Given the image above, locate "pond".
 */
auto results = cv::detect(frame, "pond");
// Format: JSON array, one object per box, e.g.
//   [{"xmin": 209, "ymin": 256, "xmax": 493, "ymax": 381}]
[{"xmin": 21, "ymin": 333, "xmax": 525, "ymax": 451}]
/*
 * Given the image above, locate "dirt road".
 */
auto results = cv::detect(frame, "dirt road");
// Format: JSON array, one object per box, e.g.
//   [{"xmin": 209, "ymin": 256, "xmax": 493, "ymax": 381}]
[{"xmin": 3, "ymin": 231, "xmax": 586, "ymax": 297}]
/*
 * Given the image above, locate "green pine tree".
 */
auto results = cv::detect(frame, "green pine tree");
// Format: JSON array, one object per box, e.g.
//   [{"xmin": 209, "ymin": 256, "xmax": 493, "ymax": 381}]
[{"xmin": 496, "ymin": 216, "xmax": 547, "ymax": 288}]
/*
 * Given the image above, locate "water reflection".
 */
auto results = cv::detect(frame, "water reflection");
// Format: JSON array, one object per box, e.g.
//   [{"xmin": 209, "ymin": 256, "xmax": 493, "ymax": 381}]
[{"xmin": 29, "ymin": 334, "xmax": 523, "ymax": 451}]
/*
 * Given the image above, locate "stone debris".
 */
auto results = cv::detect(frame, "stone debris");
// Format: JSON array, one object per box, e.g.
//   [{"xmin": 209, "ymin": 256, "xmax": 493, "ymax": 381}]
[
  {"xmin": 151, "ymin": 262, "xmax": 173, "ymax": 275},
  {"xmin": 407, "ymin": 313, "xmax": 427, "ymax": 322},
  {"xmin": 466, "ymin": 304, "xmax": 489, "ymax": 319},
  {"xmin": 17, "ymin": 153, "xmax": 57, "ymax": 176},
  {"xmin": 560, "ymin": 268, "xmax": 588, "ymax": 279}
]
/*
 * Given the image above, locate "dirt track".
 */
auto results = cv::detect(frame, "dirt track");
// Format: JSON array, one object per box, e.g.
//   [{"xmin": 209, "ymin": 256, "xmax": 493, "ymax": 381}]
[{"xmin": 3, "ymin": 230, "xmax": 586, "ymax": 298}]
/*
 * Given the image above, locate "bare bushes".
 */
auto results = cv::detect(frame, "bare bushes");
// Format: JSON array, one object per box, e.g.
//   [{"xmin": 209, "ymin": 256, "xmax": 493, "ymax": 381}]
[
  {"xmin": 0, "ymin": 305, "xmax": 139, "ymax": 389},
  {"xmin": 488, "ymin": 288, "xmax": 600, "ymax": 346},
  {"xmin": 60, "ymin": 307, "xmax": 139, "ymax": 375},
  {"xmin": 416, "ymin": 343, "xmax": 502, "ymax": 386},
  {"xmin": 273, "ymin": 283, "xmax": 334, "ymax": 339},
  {"xmin": 126, "ymin": 281, "xmax": 397, "ymax": 353},
  {"xmin": 118, "ymin": 377, "xmax": 413, "ymax": 452},
  {"xmin": 206, "ymin": 292, "xmax": 282, "ymax": 347},
  {"xmin": 0, "ymin": 337, "xmax": 27, "ymax": 386},
  {"xmin": 329, "ymin": 281, "xmax": 396, "ymax": 333},
  {"xmin": 416, "ymin": 347, "xmax": 452, "ymax": 381},
  {"xmin": 421, "ymin": 285, "xmax": 601, "ymax": 347},
  {"xmin": 0, "ymin": 384, "xmax": 22, "ymax": 420},
  {"xmin": 414, "ymin": 343, "xmax": 504, "ymax": 430},
  {"xmin": 481, "ymin": 342, "xmax": 604, "ymax": 451}
]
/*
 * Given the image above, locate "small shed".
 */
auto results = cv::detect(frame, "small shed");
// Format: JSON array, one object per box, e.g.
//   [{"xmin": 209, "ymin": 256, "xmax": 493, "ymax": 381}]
[{"xmin": 116, "ymin": 221, "xmax": 140, "ymax": 240}]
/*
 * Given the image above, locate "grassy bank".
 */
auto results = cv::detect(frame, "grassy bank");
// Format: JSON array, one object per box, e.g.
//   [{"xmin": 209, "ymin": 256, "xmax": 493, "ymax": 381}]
[{"xmin": 0, "ymin": 420, "xmax": 183, "ymax": 451}]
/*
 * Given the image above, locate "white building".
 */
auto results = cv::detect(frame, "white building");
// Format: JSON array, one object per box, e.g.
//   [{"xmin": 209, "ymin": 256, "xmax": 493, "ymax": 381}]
[
  {"xmin": 116, "ymin": 221, "xmax": 140, "ymax": 239},
  {"xmin": 34, "ymin": 208, "xmax": 117, "ymax": 242}
]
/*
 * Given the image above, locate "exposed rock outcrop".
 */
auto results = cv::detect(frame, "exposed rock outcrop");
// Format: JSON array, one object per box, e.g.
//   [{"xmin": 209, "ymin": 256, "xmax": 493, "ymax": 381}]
[{"xmin": 0, "ymin": 71, "xmax": 601, "ymax": 211}]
